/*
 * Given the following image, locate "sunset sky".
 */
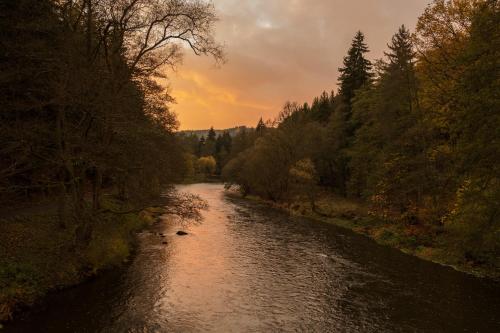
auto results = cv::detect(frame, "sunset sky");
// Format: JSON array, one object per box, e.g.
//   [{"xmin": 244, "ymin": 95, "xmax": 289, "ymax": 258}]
[{"xmin": 169, "ymin": 0, "xmax": 430, "ymax": 130}]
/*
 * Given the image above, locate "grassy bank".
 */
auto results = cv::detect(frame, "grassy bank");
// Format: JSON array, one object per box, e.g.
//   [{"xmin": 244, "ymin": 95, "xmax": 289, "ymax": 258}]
[
  {"xmin": 0, "ymin": 200, "xmax": 163, "ymax": 322},
  {"xmin": 229, "ymin": 191, "xmax": 499, "ymax": 281}
]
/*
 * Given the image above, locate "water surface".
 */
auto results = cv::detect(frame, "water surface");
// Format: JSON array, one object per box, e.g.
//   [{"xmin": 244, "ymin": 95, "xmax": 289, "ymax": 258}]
[{"xmin": 6, "ymin": 183, "xmax": 500, "ymax": 332}]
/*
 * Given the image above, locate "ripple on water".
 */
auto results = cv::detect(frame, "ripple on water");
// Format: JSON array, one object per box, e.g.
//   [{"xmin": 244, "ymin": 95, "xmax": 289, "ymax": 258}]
[{"xmin": 4, "ymin": 183, "xmax": 500, "ymax": 333}]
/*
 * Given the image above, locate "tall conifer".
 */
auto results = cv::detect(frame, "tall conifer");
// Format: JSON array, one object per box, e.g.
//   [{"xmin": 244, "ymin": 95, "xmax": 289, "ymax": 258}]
[{"xmin": 338, "ymin": 31, "xmax": 372, "ymax": 108}]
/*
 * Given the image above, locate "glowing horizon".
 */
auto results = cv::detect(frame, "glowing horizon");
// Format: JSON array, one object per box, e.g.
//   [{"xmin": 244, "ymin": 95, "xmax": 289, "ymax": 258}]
[{"xmin": 166, "ymin": 0, "xmax": 430, "ymax": 130}]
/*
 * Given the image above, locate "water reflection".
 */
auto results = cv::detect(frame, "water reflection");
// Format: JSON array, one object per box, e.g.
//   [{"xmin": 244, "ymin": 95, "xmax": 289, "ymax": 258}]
[{"xmin": 5, "ymin": 184, "xmax": 500, "ymax": 332}]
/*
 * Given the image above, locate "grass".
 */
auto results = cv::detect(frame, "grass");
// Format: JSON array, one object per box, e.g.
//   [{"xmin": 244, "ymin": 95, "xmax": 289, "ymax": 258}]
[
  {"xmin": 231, "ymin": 190, "xmax": 499, "ymax": 280},
  {"xmin": 0, "ymin": 199, "xmax": 161, "ymax": 322}
]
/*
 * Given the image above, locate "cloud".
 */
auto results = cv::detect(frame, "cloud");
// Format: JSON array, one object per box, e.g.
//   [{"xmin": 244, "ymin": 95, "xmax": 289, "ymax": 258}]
[
  {"xmin": 168, "ymin": 0, "xmax": 430, "ymax": 129},
  {"xmin": 174, "ymin": 70, "xmax": 273, "ymax": 111}
]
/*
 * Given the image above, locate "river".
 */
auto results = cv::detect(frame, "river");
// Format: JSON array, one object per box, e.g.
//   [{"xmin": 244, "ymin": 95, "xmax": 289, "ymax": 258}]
[{"xmin": 5, "ymin": 183, "xmax": 500, "ymax": 332}]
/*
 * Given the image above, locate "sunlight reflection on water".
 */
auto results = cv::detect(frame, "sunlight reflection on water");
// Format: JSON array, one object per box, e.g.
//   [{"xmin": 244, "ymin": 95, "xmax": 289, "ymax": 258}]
[{"xmin": 6, "ymin": 184, "xmax": 500, "ymax": 333}]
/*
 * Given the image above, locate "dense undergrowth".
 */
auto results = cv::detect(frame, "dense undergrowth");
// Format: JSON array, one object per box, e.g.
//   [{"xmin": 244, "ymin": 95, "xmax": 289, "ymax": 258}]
[
  {"xmin": 230, "ymin": 190, "xmax": 500, "ymax": 281},
  {"xmin": 0, "ymin": 199, "xmax": 161, "ymax": 322}
]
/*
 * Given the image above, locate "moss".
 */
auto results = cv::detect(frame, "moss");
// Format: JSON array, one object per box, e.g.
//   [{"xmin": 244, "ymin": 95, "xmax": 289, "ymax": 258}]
[{"xmin": 85, "ymin": 211, "xmax": 150, "ymax": 272}]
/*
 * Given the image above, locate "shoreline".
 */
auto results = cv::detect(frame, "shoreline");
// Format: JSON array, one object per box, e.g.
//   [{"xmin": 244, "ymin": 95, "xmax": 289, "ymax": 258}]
[
  {"xmin": 0, "ymin": 206, "xmax": 164, "ymax": 323},
  {"xmin": 225, "ymin": 190, "xmax": 500, "ymax": 282},
  {"xmin": 2, "ymin": 185, "xmax": 497, "ymax": 325}
]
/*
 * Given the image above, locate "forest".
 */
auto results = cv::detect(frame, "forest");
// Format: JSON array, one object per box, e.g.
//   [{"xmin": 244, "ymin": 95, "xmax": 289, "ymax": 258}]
[
  {"xmin": 0, "ymin": 0, "xmax": 221, "ymax": 321},
  {"xmin": 0, "ymin": 0, "xmax": 499, "ymax": 327},
  {"xmin": 187, "ymin": 0, "xmax": 499, "ymax": 276}
]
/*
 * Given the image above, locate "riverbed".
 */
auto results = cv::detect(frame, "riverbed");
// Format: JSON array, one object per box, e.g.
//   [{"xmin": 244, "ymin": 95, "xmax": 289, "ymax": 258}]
[{"xmin": 5, "ymin": 183, "xmax": 500, "ymax": 332}]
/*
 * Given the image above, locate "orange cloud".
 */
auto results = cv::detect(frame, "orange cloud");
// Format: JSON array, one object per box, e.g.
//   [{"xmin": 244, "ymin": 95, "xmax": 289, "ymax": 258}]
[
  {"xmin": 171, "ymin": 67, "xmax": 275, "ymax": 129},
  {"xmin": 166, "ymin": 0, "xmax": 430, "ymax": 130},
  {"xmin": 174, "ymin": 70, "xmax": 272, "ymax": 110}
]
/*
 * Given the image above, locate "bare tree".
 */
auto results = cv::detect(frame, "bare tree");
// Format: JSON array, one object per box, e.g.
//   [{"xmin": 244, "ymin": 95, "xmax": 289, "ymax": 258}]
[
  {"xmin": 58, "ymin": 0, "xmax": 225, "ymax": 76},
  {"xmin": 51, "ymin": 0, "xmax": 224, "ymax": 210}
]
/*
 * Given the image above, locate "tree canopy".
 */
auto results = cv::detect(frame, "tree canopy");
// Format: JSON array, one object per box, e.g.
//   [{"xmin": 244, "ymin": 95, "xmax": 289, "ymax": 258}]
[{"xmin": 221, "ymin": 0, "xmax": 499, "ymax": 270}]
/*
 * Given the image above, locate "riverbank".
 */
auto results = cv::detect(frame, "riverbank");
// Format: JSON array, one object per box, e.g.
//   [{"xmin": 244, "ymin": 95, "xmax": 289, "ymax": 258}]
[
  {"xmin": 0, "ymin": 200, "xmax": 164, "ymax": 323},
  {"xmin": 3, "ymin": 184, "xmax": 500, "ymax": 332},
  {"xmin": 226, "ymin": 190, "xmax": 500, "ymax": 281},
  {"xmin": 181, "ymin": 175, "xmax": 222, "ymax": 184}
]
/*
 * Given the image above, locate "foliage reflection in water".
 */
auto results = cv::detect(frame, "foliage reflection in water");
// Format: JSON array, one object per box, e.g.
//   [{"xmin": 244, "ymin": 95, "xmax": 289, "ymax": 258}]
[{"xmin": 5, "ymin": 184, "xmax": 500, "ymax": 332}]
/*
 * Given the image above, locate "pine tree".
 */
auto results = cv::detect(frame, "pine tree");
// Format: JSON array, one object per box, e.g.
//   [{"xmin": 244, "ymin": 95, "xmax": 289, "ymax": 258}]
[
  {"xmin": 201, "ymin": 127, "xmax": 217, "ymax": 156},
  {"xmin": 385, "ymin": 25, "xmax": 416, "ymax": 71},
  {"xmin": 309, "ymin": 91, "xmax": 335, "ymax": 123},
  {"xmin": 221, "ymin": 131, "xmax": 232, "ymax": 152},
  {"xmin": 325, "ymin": 31, "xmax": 373, "ymax": 196},
  {"xmin": 256, "ymin": 117, "xmax": 267, "ymax": 136},
  {"xmin": 348, "ymin": 25, "xmax": 424, "ymax": 216},
  {"xmin": 338, "ymin": 31, "xmax": 373, "ymax": 108},
  {"xmin": 197, "ymin": 136, "xmax": 205, "ymax": 156},
  {"xmin": 207, "ymin": 127, "xmax": 217, "ymax": 141},
  {"xmin": 214, "ymin": 131, "xmax": 233, "ymax": 174}
]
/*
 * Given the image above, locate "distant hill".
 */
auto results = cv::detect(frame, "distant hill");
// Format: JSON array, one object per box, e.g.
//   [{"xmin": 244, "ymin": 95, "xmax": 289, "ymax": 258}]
[{"xmin": 179, "ymin": 126, "xmax": 250, "ymax": 138}]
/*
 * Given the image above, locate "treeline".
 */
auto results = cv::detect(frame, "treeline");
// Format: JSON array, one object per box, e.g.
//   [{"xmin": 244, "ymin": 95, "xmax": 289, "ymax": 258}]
[
  {"xmin": 222, "ymin": 0, "xmax": 499, "ymax": 265},
  {"xmin": 1, "ymin": 0, "xmax": 223, "ymax": 319},
  {"xmin": 178, "ymin": 123, "xmax": 265, "ymax": 178},
  {"xmin": 0, "ymin": 0, "xmax": 222, "ymax": 237},
  {"xmin": 179, "ymin": 127, "xmax": 233, "ymax": 177}
]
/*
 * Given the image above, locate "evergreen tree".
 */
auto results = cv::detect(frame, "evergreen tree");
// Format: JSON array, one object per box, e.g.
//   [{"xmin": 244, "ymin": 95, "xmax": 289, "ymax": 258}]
[
  {"xmin": 256, "ymin": 117, "xmax": 267, "ymax": 136},
  {"xmin": 221, "ymin": 0, "xmax": 500, "ymax": 274},
  {"xmin": 221, "ymin": 131, "xmax": 232, "ymax": 152},
  {"xmin": 201, "ymin": 127, "xmax": 217, "ymax": 156},
  {"xmin": 214, "ymin": 131, "xmax": 233, "ymax": 174},
  {"xmin": 319, "ymin": 31, "xmax": 373, "ymax": 196},
  {"xmin": 309, "ymin": 91, "xmax": 335, "ymax": 123},
  {"xmin": 385, "ymin": 26, "xmax": 415, "ymax": 70},
  {"xmin": 444, "ymin": 1, "xmax": 500, "ymax": 260},
  {"xmin": 215, "ymin": 134, "xmax": 224, "ymax": 154},
  {"xmin": 230, "ymin": 127, "xmax": 252, "ymax": 159},
  {"xmin": 207, "ymin": 127, "xmax": 217, "ymax": 141},
  {"xmin": 338, "ymin": 31, "xmax": 373, "ymax": 108},
  {"xmin": 197, "ymin": 136, "xmax": 205, "ymax": 156},
  {"xmin": 349, "ymin": 25, "xmax": 425, "ymax": 217}
]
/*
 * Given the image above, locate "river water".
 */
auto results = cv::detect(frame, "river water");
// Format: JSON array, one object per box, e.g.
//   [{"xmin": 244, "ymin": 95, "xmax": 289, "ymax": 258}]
[{"xmin": 5, "ymin": 184, "xmax": 500, "ymax": 332}]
